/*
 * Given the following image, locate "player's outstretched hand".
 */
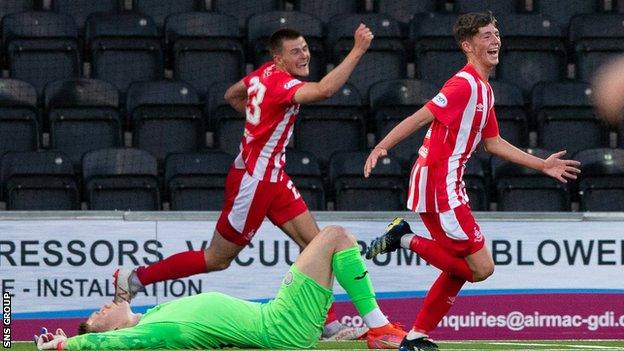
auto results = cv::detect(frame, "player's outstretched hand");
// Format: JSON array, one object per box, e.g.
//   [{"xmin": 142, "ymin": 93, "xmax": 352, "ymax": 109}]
[
  {"xmin": 364, "ymin": 147, "xmax": 387, "ymax": 178},
  {"xmin": 34, "ymin": 327, "xmax": 67, "ymax": 350},
  {"xmin": 353, "ymin": 23, "xmax": 374, "ymax": 54},
  {"xmin": 542, "ymin": 150, "xmax": 581, "ymax": 183}
]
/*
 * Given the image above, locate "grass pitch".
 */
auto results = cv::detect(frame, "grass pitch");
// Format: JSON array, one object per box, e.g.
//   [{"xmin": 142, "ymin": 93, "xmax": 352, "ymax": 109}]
[{"xmin": 13, "ymin": 340, "xmax": 624, "ymax": 350}]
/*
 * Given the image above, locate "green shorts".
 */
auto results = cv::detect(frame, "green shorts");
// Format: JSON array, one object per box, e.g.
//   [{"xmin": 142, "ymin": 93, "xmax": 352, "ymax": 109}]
[{"xmin": 260, "ymin": 265, "xmax": 334, "ymax": 349}]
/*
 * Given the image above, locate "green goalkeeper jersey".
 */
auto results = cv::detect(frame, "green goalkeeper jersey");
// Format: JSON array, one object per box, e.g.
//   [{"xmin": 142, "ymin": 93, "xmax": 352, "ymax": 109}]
[{"xmin": 66, "ymin": 266, "xmax": 333, "ymax": 350}]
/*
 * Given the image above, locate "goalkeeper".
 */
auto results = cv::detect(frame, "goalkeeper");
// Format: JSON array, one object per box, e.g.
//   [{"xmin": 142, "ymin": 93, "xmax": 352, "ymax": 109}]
[{"xmin": 35, "ymin": 225, "xmax": 405, "ymax": 350}]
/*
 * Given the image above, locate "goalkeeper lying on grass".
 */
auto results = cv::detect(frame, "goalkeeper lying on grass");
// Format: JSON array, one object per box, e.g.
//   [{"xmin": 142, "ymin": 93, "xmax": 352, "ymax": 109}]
[{"xmin": 35, "ymin": 225, "xmax": 405, "ymax": 350}]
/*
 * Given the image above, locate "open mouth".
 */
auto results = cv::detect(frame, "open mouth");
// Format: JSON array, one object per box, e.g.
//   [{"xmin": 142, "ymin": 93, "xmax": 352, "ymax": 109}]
[
  {"xmin": 297, "ymin": 62, "xmax": 308, "ymax": 69},
  {"xmin": 487, "ymin": 48, "xmax": 499, "ymax": 57}
]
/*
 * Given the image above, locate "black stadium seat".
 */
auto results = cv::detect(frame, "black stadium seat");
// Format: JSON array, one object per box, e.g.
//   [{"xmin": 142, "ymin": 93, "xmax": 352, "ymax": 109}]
[
  {"xmin": 532, "ymin": 0, "xmax": 599, "ymax": 31},
  {"xmin": 86, "ymin": 12, "xmax": 164, "ymax": 95},
  {"xmin": 0, "ymin": 0, "xmax": 36, "ymax": 22},
  {"xmin": 293, "ymin": 0, "xmax": 361, "ymax": 25},
  {"xmin": 453, "ymin": 0, "xmax": 518, "ymax": 15},
  {"xmin": 494, "ymin": 148, "xmax": 570, "ymax": 211},
  {"xmin": 496, "ymin": 14, "xmax": 566, "ymax": 97},
  {"xmin": 51, "ymin": 0, "xmax": 120, "ymax": 33},
  {"xmin": 575, "ymin": 148, "xmax": 624, "ymax": 212},
  {"xmin": 126, "ymin": 80, "xmax": 204, "ymax": 165},
  {"xmin": 410, "ymin": 13, "xmax": 465, "ymax": 87},
  {"xmin": 45, "ymin": 78, "xmax": 122, "ymax": 169},
  {"xmin": 211, "ymin": 0, "xmax": 283, "ymax": 32},
  {"xmin": 132, "ymin": 0, "xmax": 205, "ymax": 31},
  {"xmin": 0, "ymin": 79, "xmax": 39, "ymax": 156},
  {"xmin": 82, "ymin": 148, "xmax": 160, "ymax": 210},
  {"xmin": 330, "ymin": 151, "xmax": 404, "ymax": 211},
  {"xmin": 1, "ymin": 150, "xmax": 79, "ymax": 210},
  {"xmin": 329, "ymin": 13, "xmax": 407, "ymax": 99},
  {"xmin": 208, "ymin": 81, "xmax": 245, "ymax": 156},
  {"xmin": 3, "ymin": 11, "xmax": 81, "ymax": 96},
  {"xmin": 369, "ymin": 79, "xmax": 437, "ymax": 167},
  {"xmin": 489, "ymin": 80, "xmax": 528, "ymax": 147},
  {"xmin": 295, "ymin": 83, "xmax": 366, "ymax": 166},
  {"xmin": 165, "ymin": 151, "xmax": 233, "ymax": 210},
  {"xmin": 166, "ymin": 12, "xmax": 244, "ymax": 96},
  {"xmin": 532, "ymin": 81, "xmax": 608, "ymax": 154},
  {"xmin": 284, "ymin": 149, "xmax": 326, "ymax": 210},
  {"xmin": 570, "ymin": 14, "xmax": 624, "ymax": 82},
  {"xmin": 374, "ymin": 0, "xmax": 437, "ymax": 26}
]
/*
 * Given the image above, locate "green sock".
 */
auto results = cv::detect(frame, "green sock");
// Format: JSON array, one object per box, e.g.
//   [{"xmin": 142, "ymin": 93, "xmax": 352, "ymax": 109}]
[{"xmin": 332, "ymin": 246, "xmax": 378, "ymax": 316}]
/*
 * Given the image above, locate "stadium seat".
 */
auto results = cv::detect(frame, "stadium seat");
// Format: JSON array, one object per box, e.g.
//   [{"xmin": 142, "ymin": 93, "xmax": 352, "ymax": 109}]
[
  {"xmin": 3, "ymin": 11, "xmax": 80, "ymax": 96},
  {"xmin": 1, "ymin": 150, "xmax": 79, "ymax": 210},
  {"xmin": 494, "ymin": 148, "xmax": 570, "ymax": 211},
  {"xmin": 373, "ymin": 0, "xmax": 438, "ymax": 27},
  {"xmin": 570, "ymin": 14, "xmax": 624, "ymax": 82},
  {"xmin": 132, "ymin": 0, "xmax": 205, "ymax": 31},
  {"xmin": 489, "ymin": 80, "xmax": 528, "ymax": 147},
  {"xmin": 82, "ymin": 148, "xmax": 160, "ymax": 210},
  {"xmin": 329, "ymin": 151, "xmax": 404, "ymax": 211},
  {"xmin": 126, "ymin": 80, "xmax": 204, "ymax": 166},
  {"xmin": 532, "ymin": 81, "xmax": 608, "ymax": 154},
  {"xmin": 453, "ymin": 0, "xmax": 518, "ymax": 15},
  {"xmin": 410, "ymin": 13, "xmax": 465, "ymax": 87},
  {"xmin": 86, "ymin": 12, "xmax": 164, "ymax": 95},
  {"xmin": 211, "ymin": 0, "xmax": 283, "ymax": 32},
  {"xmin": 531, "ymin": 0, "xmax": 599, "ymax": 31},
  {"xmin": 293, "ymin": 0, "xmax": 361, "ymax": 24},
  {"xmin": 464, "ymin": 157, "xmax": 489, "ymax": 211},
  {"xmin": 284, "ymin": 149, "xmax": 326, "ymax": 210},
  {"xmin": 165, "ymin": 150, "xmax": 233, "ymax": 210},
  {"xmin": 0, "ymin": 0, "xmax": 36, "ymax": 23},
  {"xmin": 369, "ymin": 79, "xmax": 438, "ymax": 167},
  {"xmin": 51, "ymin": 0, "xmax": 120, "ymax": 33},
  {"xmin": 247, "ymin": 11, "xmax": 325, "ymax": 80},
  {"xmin": 575, "ymin": 148, "xmax": 624, "ymax": 212},
  {"xmin": 45, "ymin": 78, "xmax": 123, "ymax": 170},
  {"xmin": 329, "ymin": 13, "xmax": 407, "ymax": 99},
  {"xmin": 0, "ymin": 79, "xmax": 39, "ymax": 156},
  {"xmin": 165, "ymin": 12, "xmax": 244, "ymax": 96},
  {"xmin": 496, "ymin": 14, "xmax": 566, "ymax": 97},
  {"xmin": 208, "ymin": 81, "xmax": 245, "ymax": 155},
  {"xmin": 295, "ymin": 83, "xmax": 366, "ymax": 166}
]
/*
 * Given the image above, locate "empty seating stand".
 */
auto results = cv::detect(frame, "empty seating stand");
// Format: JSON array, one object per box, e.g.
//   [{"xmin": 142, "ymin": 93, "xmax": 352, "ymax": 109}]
[
  {"xmin": 82, "ymin": 148, "xmax": 160, "ymax": 210},
  {"xmin": 165, "ymin": 151, "xmax": 233, "ymax": 210},
  {"xmin": 1, "ymin": 150, "xmax": 79, "ymax": 210}
]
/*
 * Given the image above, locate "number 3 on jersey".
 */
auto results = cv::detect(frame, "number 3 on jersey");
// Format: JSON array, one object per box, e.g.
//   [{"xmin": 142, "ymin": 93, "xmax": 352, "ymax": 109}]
[{"xmin": 246, "ymin": 76, "xmax": 266, "ymax": 125}]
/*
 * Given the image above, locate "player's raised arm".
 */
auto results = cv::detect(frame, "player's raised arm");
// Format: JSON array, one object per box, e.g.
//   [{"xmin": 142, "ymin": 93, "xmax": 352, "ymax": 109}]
[
  {"xmin": 224, "ymin": 79, "xmax": 247, "ymax": 114},
  {"xmin": 293, "ymin": 23, "xmax": 373, "ymax": 104},
  {"xmin": 364, "ymin": 106, "xmax": 434, "ymax": 177}
]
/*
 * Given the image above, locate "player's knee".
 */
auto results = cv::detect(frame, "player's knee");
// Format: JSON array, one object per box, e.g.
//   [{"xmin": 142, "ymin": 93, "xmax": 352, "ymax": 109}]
[
  {"xmin": 203, "ymin": 251, "xmax": 234, "ymax": 272},
  {"xmin": 472, "ymin": 263, "xmax": 495, "ymax": 282},
  {"xmin": 320, "ymin": 225, "xmax": 356, "ymax": 246}
]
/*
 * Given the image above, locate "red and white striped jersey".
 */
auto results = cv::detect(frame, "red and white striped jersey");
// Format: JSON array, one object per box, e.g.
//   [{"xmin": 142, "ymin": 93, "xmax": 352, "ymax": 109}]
[
  {"xmin": 234, "ymin": 62, "xmax": 305, "ymax": 182},
  {"xmin": 407, "ymin": 64, "xmax": 499, "ymax": 213}
]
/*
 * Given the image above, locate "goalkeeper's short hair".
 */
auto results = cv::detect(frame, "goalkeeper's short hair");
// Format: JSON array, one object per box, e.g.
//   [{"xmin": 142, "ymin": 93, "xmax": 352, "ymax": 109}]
[{"xmin": 77, "ymin": 322, "xmax": 92, "ymax": 335}]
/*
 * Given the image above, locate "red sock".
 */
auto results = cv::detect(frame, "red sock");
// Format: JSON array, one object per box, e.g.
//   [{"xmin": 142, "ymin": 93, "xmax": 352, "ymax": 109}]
[
  {"xmin": 410, "ymin": 236, "xmax": 474, "ymax": 282},
  {"xmin": 325, "ymin": 304, "xmax": 338, "ymax": 325},
  {"xmin": 135, "ymin": 251, "xmax": 207, "ymax": 286},
  {"xmin": 413, "ymin": 272, "xmax": 465, "ymax": 333}
]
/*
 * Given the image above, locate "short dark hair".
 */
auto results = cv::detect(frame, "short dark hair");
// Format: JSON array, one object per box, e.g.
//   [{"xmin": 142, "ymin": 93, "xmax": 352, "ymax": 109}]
[
  {"xmin": 269, "ymin": 28, "xmax": 303, "ymax": 56},
  {"xmin": 77, "ymin": 322, "xmax": 91, "ymax": 335},
  {"xmin": 453, "ymin": 12, "xmax": 498, "ymax": 50}
]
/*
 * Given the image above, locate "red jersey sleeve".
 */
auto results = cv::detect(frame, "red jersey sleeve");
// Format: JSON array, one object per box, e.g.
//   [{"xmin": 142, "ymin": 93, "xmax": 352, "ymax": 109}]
[
  {"xmin": 270, "ymin": 72, "xmax": 305, "ymax": 106},
  {"xmin": 482, "ymin": 107, "xmax": 500, "ymax": 138},
  {"xmin": 424, "ymin": 78, "xmax": 471, "ymax": 126}
]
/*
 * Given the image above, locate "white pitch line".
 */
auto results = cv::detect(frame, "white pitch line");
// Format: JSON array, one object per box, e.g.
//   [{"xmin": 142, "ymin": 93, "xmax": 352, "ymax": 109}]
[{"xmin": 491, "ymin": 342, "xmax": 624, "ymax": 350}]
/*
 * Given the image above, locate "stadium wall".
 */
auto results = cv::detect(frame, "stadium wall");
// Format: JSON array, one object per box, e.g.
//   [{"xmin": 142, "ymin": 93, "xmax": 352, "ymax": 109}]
[{"xmin": 1, "ymin": 211, "xmax": 623, "ymax": 341}]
